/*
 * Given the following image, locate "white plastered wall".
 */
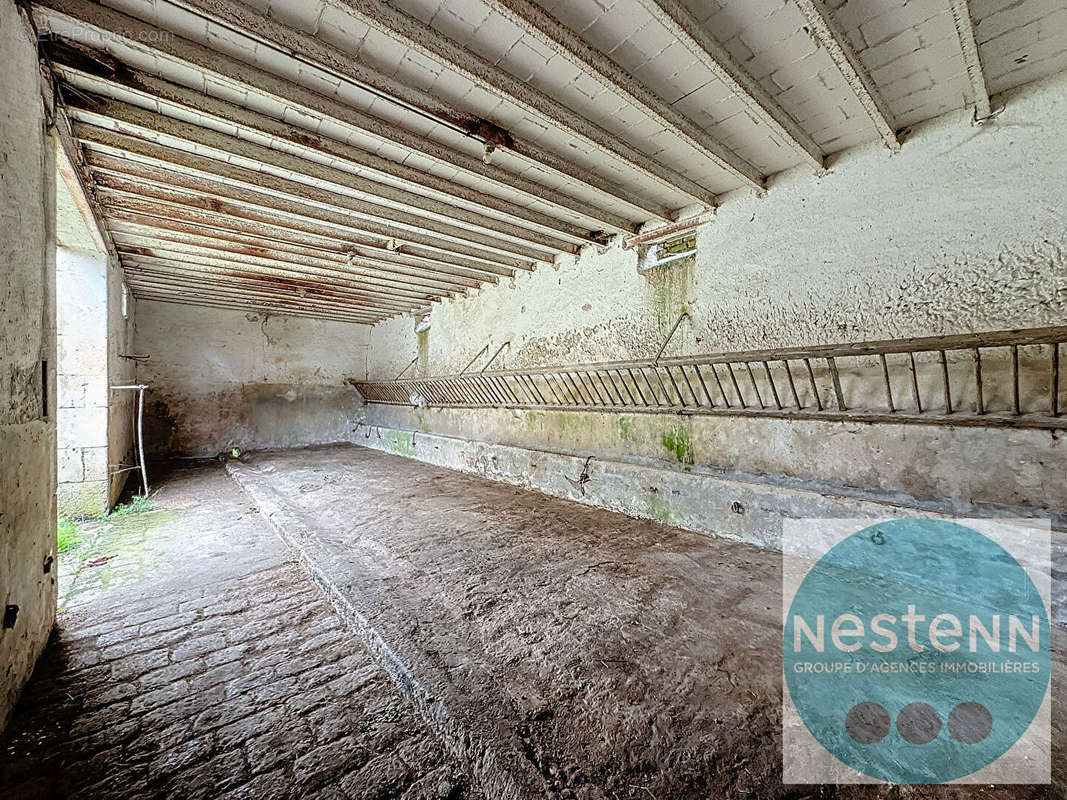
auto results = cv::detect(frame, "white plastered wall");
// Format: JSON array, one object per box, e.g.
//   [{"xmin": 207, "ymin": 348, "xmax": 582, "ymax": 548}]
[
  {"xmin": 135, "ymin": 301, "xmax": 370, "ymax": 457},
  {"xmin": 364, "ymin": 71, "xmax": 1067, "ymax": 524}
]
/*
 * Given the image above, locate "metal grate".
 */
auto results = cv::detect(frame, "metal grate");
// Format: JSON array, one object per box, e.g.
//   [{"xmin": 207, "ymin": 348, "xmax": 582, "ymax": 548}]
[{"xmin": 351, "ymin": 326, "xmax": 1067, "ymax": 430}]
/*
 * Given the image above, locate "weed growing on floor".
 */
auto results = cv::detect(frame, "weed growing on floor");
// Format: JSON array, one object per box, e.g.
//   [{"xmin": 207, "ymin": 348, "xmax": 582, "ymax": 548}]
[
  {"xmin": 57, "ymin": 519, "xmax": 80, "ymax": 553},
  {"xmin": 108, "ymin": 494, "xmax": 153, "ymax": 517}
]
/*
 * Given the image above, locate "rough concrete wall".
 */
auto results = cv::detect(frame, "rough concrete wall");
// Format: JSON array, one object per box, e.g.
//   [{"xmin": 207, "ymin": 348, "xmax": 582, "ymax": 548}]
[
  {"xmin": 135, "ymin": 301, "xmax": 369, "ymax": 457},
  {"xmin": 365, "ymin": 73, "xmax": 1067, "ymax": 522},
  {"xmin": 0, "ymin": 0, "xmax": 57, "ymax": 730},
  {"xmin": 56, "ymin": 247, "xmax": 109, "ymax": 517},
  {"xmin": 108, "ymin": 271, "xmax": 137, "ymax": 504}
]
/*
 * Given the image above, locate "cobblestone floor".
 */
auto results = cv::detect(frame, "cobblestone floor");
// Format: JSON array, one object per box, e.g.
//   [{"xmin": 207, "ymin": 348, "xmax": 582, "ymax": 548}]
[{"xmin": 0, "ymin": 462, "xmax": 472, "ymax": 800}]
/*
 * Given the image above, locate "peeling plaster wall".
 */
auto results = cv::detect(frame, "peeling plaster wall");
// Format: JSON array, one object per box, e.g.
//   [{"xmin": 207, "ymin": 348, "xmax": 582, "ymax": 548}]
[
  {"xmin": 364, "ymin": 73, "xmax": 1067, "ymax": 533},
  {"xmin": 135, "ymin": 301, "xmax": 368, "ymax": 457},
  {"xmin": 0, "ymin": 0, "xmax": 57, "ymax": 730}
]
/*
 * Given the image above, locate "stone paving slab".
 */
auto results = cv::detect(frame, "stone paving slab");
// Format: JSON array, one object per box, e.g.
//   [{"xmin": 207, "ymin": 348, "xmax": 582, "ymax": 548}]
[
  {"xmin": 0, "ymin": 462, "xmax": 474, "ymax": 800},
  {"xmin": 228, "ymin": 444, "xmax": 1067, "ymax": 800}
]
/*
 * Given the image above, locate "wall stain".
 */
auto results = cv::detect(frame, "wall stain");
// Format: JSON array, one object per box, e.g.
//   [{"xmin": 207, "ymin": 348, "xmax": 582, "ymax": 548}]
[
  {"xmin": 643, "ymin": 257, "xmax": 694, "ymax": 332},
  {"xmin": 417, "ymin": 329, "xmax": 429, "ymax": 377},
  {"xmin": 644, "ymin": 493, "xmax": 677, "ymax": 525},
  {"xmin": 383, "ymin": 428, "xmax": 417, "ymax": 457},
  {"xmin": 662, "ymin": 424, "xmax": 695, "ymax": 467},
  {"xmin": 260, "ymin": 315, "xmax": 282, "ymax": 347}
]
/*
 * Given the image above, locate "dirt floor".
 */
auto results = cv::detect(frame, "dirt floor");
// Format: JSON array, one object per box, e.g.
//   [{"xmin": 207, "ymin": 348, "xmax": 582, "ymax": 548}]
[
  {"xmin": 2, "ymin": 447, "xmax": 1063, "ymax": 799},
  {"xmin": 0, "ymin": 461, "xmax": 473, "ymax": 800},
  {"xmin": 226, "ymin": 444, "xmax": 1066, "ymax": 800}
]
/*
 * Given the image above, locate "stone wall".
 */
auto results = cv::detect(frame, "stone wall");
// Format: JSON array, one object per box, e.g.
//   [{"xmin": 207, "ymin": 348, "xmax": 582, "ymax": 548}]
[
  {"xmin": 107, "ymin": 271, "xmax": 137, "ymax": 504},
  {"xmin": 363, "ymin": 73, "xmax": 1067, "ymax": 536},
  {"xmin": 56, "ymin": 247, "xmax": 110, "ymax": 517},
  {"xmin": 0, "ymin": 0, "xmax": 58, "ymax": 729},
  {"xmin": 135, "ymin": 301, "xmax": 369, "ymax": 457}
]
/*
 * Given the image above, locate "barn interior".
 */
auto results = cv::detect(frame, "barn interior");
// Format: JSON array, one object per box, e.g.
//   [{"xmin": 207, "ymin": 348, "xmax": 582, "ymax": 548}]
[{"xmin": 1, "ymin": 0, "xmax": 1066, "ymax": 797}]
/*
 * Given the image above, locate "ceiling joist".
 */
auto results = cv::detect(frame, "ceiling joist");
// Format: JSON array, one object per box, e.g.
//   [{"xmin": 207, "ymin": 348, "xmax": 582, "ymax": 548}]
[
  {"xmin": 110, "ymin": 234, "xmax": 449, "ymax": 302},
  {"xmin": 480, "ymin": 0, "xmax": 765, "ymax": 190},
  {"xmin": 100, "ymin": 204, "xmax": 487, "ymax": 290},
  {"xmin": 54, "ymin": 63, "xmax": 596, "ymax": 251},
  {"xmin": 94, "ymin": 189, "xmax": 500, "ymax": 286},
  {"xmin": 32, "ymin": 0, "xmax": 668, "ymax": 224},
  {"xmin": 66, "ymin": 102, "xmax": 557, "ymax": 264},
  {"xmin": 634, "ymin": 0, "xmax": 825, "ymax": 171},
  {"xmin": 75, "ymin": 127, "xmax": 531, "ymax": 273},
  {"xmin": 948, "ymin": 0, "xmax": 993, "ymax": 122},
  {"xmin": 122, "ymin": 263, "xmax": 420, "ymax": 314},
  {"xmin": 107, "ymin": 219, "xmax": 472, "ymax": 294},
  {"xmin": 318, "ymin": 0, "xmax": 718, "ymax": 204},
  {"xmin": 127, "ymin": 287, "xmax": 384, "ymax": 325},
  {"xmin": 794, "ymin": 0, "xmax": 900, "ymax": 151}
]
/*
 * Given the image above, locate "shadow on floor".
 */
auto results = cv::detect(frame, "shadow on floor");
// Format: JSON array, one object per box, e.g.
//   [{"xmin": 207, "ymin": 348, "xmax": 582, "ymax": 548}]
[{"xmin": 1, "ymin": 460, "xmax": 473, "ymax": 800}]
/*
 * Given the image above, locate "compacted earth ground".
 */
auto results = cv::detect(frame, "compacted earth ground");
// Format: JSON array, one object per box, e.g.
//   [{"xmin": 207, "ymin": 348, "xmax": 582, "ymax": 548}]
[
  {"xmin": 229, "ymin": 445, "xmax": 1066, "ymax": 800},
  {"xmin": 1, "ymin": 445, "xmax": 1064, "ymax": 799}
]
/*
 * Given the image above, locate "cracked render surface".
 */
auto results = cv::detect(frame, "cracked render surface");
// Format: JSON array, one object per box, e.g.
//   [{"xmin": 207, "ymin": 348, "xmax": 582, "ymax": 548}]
[
  {"xmin": 0, "ymin": 461, "xmax": 473, "ymax": 800},
  {"xmin": 227, "ymin": 444, "xmax": 1066, "ymax": 800}
]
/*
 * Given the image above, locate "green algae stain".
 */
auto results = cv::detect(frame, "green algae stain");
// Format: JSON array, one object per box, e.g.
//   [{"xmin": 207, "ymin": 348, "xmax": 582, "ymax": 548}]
[
  {"xmin": 57, "ymin": 518, "xmax": 80, "ymax": 553},
  {"xmin": 546, "ymin": 410, "xmax": 592, "ymax": 440},
  {"xmin": 644, "ymin": 495, "xmax": 675, "ymax": 525},
  {"xmin": 384, "ymin": 428, "xmax": 417, "ymax": 456},
  {"xmin": 416, "ymin": 329, "xmax": 430, "ymax": 377},
  {"xmin": 661, "ymin": 424, "xmax": 694, "ymax": 466},
  {"xmin": 58, "ymin": 508, "xmax": 180, "ymax": 612},
  {"xmin": 414, "ymin": 412, "xmax": 429, "ymax": 433},
  {"xmin": 643, "ymin": 256, "xmax": 694, "ymax": 329},
  {"xmin": 616, "ymin": 416, "xmax": 634, "ymax": 442}
]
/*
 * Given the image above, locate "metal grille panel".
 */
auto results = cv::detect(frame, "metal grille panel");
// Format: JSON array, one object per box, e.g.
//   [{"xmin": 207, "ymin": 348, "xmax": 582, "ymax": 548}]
[{"xmin": 352, "ymin": 326, "xmax": 1067, "ymax": 430}]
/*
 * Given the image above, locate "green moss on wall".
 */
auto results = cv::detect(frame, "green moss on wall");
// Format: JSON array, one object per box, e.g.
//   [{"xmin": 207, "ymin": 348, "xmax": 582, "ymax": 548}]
[
  {"xmin": 547, "ymin": 410, "xmax": 591, "ymax": 438},
  {"xmin": 643, "ymin": 256, "xmax": 694, "ymax": 329},
  {"xmin": 385, "ymin": 429, "xmax": 417, "ymax": 457},
  {"xmin": 644, "ymin": 495, "xmax": 676, "ymax": 525},
  {"xmin": 661, "ymin": 424, "xmax": 694, "ymax": 466}
]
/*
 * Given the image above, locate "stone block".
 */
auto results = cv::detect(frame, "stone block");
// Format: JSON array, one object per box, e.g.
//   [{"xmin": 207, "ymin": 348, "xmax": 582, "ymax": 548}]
[
  {"xmin": 81, "ymin": 446, "xmax": 109, "ymax": 482},
  {"xmin": 57, "ymin": 373, "xmax": 87, "ymax": 409},
  {"xmin": 84, "ymin": 374, "xmax": 109, "ymax": 408},
  {"xmin": 58, "ymin": 404, "xmax": 107, "ymax": 451},
  {"xmin": 58, "ymin": 446, "xmax": 84, "ymax": 483},
  {"xmin": 57, "ymin": 479, "xmax": 108, "ymax": 518}
]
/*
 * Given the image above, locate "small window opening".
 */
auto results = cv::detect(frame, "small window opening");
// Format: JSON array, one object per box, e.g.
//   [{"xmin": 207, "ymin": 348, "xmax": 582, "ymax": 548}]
[{"xmin": 638, "ymin": 233, "xmax": 697, "ymax": 273}]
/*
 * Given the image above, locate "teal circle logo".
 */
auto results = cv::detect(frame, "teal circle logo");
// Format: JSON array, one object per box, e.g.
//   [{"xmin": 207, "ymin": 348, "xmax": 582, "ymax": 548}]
[{"xmin": 784, "ymin": 519, "xmax": 1050, "ymax": 783}]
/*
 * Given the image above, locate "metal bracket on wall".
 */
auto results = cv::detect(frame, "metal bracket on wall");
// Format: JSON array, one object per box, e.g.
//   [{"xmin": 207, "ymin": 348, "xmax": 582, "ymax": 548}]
[
  {"xmin": 395, "ymin": 356, "xmax": 417, "ymax": 380},
  {"xmin": 352, "ymin": 326, "xmax": 1067, "ymax": 431},
  {"xmin": 459, "ymin": 343, "xmax": 491, "ymax": 375},
  {"xmin": 481, "ymin": 341, "xmax": 511, "ymax": 372},
  {"xmin": 655, "ymin": 313, "xmax": 689, "ymax": 364}
]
